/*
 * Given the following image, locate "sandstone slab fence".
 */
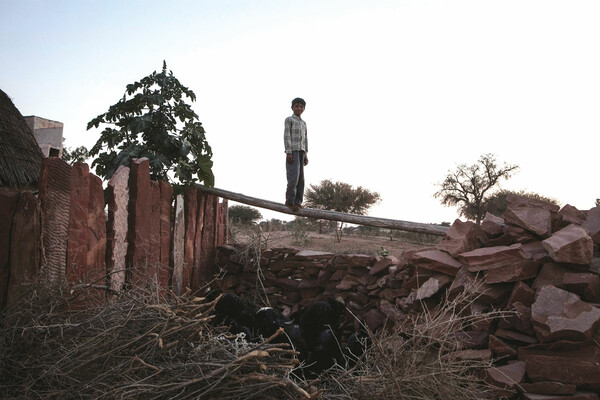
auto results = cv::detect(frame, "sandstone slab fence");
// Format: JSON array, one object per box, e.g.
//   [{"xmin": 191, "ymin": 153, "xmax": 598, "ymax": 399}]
[{"xmin": 0, "ymin": 157, "xmax": 227, "ymax": 309}]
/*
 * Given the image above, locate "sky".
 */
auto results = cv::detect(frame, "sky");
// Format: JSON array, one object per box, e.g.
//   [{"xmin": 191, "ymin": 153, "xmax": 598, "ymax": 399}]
[{"xmin": 1, "ymin": 0, "xmax": 599, "ymax": 224}]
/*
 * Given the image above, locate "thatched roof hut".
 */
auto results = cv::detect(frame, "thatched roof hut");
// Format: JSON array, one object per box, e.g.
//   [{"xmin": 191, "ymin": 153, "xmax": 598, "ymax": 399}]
[{"xmin": 0, "ymin": 89, "xmax": 44, "ymax": 188}]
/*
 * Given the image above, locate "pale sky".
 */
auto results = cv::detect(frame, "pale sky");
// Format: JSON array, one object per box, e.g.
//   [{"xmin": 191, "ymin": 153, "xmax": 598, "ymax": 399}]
[{"xmin": 1, "ymin": 1, "xmax": 598, "ymax": 224}]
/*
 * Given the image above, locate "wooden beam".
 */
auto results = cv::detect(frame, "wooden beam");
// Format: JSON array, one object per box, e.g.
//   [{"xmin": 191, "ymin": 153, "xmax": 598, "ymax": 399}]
[{"xmin": 195, "ymin": 185, "xmax": 449, "ymax": 237}]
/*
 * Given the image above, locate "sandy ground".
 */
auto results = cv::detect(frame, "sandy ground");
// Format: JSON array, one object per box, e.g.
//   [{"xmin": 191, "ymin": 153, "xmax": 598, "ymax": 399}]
[{"xmin": 228, "ymin": 228, "xmax": 434, "ymax": 259}]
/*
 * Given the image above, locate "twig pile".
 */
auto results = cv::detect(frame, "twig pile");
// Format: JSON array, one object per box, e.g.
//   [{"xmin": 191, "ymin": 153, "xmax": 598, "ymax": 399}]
[{"xmin": 0, "ymin": 285, "xmax": 313, "ymax": 400}]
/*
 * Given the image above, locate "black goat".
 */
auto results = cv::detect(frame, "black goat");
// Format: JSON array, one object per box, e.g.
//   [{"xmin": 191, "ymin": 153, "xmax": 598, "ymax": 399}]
[
  {"xmin": 256, "ymin": 307, "xmax": 308, "ymax": 362},
  {"xmin": 213, "ymin": 293, "xmax": 257, "ymax": 340},
  {"xmin": 306, "ymin": 328, "xmax": 343, "ymax": 375},
  {"xmin": 299, "ymin": 298, "xmax": 345, "ymax": 350}
]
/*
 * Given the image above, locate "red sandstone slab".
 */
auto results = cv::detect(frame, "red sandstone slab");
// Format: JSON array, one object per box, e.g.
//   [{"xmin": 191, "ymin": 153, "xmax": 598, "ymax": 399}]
[
  {"xmin": 415, "ymin": 274, "xmax": 453, "ymax": 300},
  {"xmin": 411, "ymin": 249, "xmax": 462, "ymax": 276},
  {"xmin": 172, "ymin": 194, "xmax": 185, "ymax": 295},
  {"xmin": 521, "ymin": 392, "xmax": 598, "ymax": 400},
  {"xmin": 558, "ymin": 204, "xmax": 587, "ymax": 227},
  {"xmin": 448, "ymin": 267, "xmax": 512, "ymax": 304},
  {"xmin": 0, "ymin": 187, "xmax": 20, "ymax": 308},
  {"xmin": 39, "ymin": 157, "xmax": 71, "ymax": 285},
  {"xmin": 519, "ymin": 381, "xmax": 577, "ymax": 396},
  {"xmin": 483, "ymin": 260, "xmax": 540, "ymax": 284},
  {"xmin": 457, "ymin": 243, "xmax": 526, "ymax": 272},
  {"xmin": 436, "ymin": 219, "xmax": 487, "ymax": 256},
  {"xmin": 481, "ymin": 212, "xmax": 506, "ymax": 237},
  {"xmin": 542, "ymin": 224, "xmax": 593, "ymax": 265},
  {"xmin": 369, "ymin": 255, "xmax": 398, "ymax": 276},
  {"xmin": 518, "ymin": 340, "xmax": 600, "ymax": 385},
  {"xmin": 485, "ymin": 360, "xmax": 526, "ymax": 389},
  {"xmin": 489, "ymin": 335, "xmax": 518, "ymax": 359},
  {"xmin": 507, "ymin": 281, "xmax": 536, "ymax": 307},
  {"xmin": 106, "ymin": 165, "xmax": 129, "ymax": 292},
  {"xmin": 127, "ymin": 158, "xmax": 152, "ymax": 284},
  {"xmin": 582, "ymin": 206, "xmax": 600, "ymax": 244},
  {"xmin": 533, "ymin": 263, "xmax": 600, "ymax": 303},
  {"xmin": 66, "ymin": 162, "xmax": 90, "ymax": 283},
  {"xmin": 531, "ymin": 285, "xmax": 600, "ymax": 343},
  {"xmin": 6, "ymin": 192, "xmax": 40, "ymax": 307}
]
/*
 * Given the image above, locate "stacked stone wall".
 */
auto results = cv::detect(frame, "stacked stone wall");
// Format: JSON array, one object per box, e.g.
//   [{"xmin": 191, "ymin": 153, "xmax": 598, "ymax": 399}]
[{"xmin": 213, "ymin": 195, "xmax": 600, "ymax": 398}]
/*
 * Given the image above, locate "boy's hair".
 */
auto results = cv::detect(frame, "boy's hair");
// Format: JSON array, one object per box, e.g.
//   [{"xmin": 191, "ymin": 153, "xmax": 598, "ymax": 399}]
[{"xmin": 291, "ymin": 97, "xmax": 306, "ymax": 107}]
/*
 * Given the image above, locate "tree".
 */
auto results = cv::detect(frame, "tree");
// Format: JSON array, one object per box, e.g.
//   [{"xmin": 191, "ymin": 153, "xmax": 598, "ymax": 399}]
[
  {"xmin": 485, "ymin": 189, "xmax": 559, "ymax": 217},
  {"xmin": 62, "ymin": 140, "xmax": 90, "ymax": 165},
  {"xmin": 305, "ymin": 179, "xmax": 381, "ymax": 241},
  {"xmin": 228, "ymin": 205, "xmax": 263, "ymax": 225},
  {"xmin": 434, "ymin": 154, "xmax": 519, "ymax": 224},
  {"xmin": 87, "ymin": 61, "xmax": 214, "ymax": 186}
]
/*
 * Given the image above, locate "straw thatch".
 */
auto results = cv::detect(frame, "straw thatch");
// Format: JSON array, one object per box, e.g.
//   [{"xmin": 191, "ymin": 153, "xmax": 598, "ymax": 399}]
[{"xmin": 0, "ymin": 89, "xmax": 43, "ymax": 188}]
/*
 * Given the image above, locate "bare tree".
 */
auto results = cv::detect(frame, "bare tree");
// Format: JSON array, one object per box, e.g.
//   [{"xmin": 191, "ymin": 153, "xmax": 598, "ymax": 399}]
[{"xmin": 434, "ymin": 154, "xmax": 519, "ymax": 224}]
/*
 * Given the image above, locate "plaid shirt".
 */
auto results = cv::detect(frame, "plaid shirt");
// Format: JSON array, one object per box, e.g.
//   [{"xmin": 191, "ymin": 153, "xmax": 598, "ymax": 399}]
[{"xmin": 284, "ymin": 114, "xmax": 307, "ymax": 154}]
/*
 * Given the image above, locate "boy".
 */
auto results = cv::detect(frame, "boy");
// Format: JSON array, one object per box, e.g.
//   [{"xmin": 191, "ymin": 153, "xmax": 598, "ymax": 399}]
[{"xmin": 284, "ymin": 97, "xmax": 308, "ymax": 212}]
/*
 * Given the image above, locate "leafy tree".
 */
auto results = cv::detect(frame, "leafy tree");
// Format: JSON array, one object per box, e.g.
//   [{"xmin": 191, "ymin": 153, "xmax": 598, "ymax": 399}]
[
  {"xmin": 61, "ymin": 140, "xmax": 90, "ymax": 165},
  {"xmin": 305, "ymin": 179, "xmax": 381, "ymax": 241},
  {"xmin": 228, "ymin": 205, "xmax": 263, "ymax": 225},
  {"xmin": 434, "ymin": 154, "xmax": 519, "ymax": 224},
  {"xmin": 485, "ymin": 189, "xmax": 559, "ymax": 217},
  {"xmin": 87, "ymin": 61, "xmax": 214, "ymax": 186}
]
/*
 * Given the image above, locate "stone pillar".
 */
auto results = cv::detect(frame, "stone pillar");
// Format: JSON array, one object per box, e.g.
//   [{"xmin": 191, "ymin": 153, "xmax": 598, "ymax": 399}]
[
  {"xmin": 6, "ymin": 191, "xmax": 41, "ymax": 307},
  {"xmin": 183, "ymin": 187, "xmax": 197, "ymax": 292},
  {"xmin": 158, "ymin": 181, "xmax": 173, "ymax": 289},
  {"xmin": 191, "ymin": 191, "xmax": 206, "ymax": 292},
  {"xmin": 39, "ymin": 157, "xmax": 71, "ymax": 286},
  {"xmin": 172, "ymin": 194, "xmax": 185, "ymax": 295},
  {"xmin": 126, "ymin": 158, "xmax": 152, "ymax": 285},
  {"xmin": 66, "ymin": 162, "xmax": 90, "ymax": 283},
  {"xmin": 87, "ymin": 173, "xmax": 106, "ymax": 283},
  {"xmin": 0, "ymin": 187, "xmax": 21, "ymax": 309},
  {"xmin": 106, "ymin": 165, "xmax": 129, "ymax": 292}
]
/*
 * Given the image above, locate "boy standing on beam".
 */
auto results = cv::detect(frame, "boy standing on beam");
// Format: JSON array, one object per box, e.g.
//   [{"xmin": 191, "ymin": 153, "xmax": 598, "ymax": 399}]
[{"xmin": 284, "ymin": 97, "xmax": 308, "ymax": 212}]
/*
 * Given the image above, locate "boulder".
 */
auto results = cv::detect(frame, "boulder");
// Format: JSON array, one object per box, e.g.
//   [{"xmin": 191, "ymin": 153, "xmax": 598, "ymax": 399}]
[
  {"xmin": 410, "ymin": 249, "xmax": 462, "ymax": 276},
  {"xmin": 518, "ymin": 340, "xmax": 600, "ymax": 385},
  {"xmin": 457, "ymin": 243, "xmax": 525, "ymax": 272},
  {"xmin": 582, "ymin": 206, "xmax": 600, "ymax": 244},
  {"xmin": 502, "ymin": 194, "xmax": 558, "ymax": 237},
  {"xmin": 481, "ymin": 212, "xmax": 506, "ymax": 237},
  {"xmin": 436, "ymin": 219, "xmax": 487, "ymax": 256},
  {"xmin": 531, "ymin": 285, "xmax": 600, "ymax": 343},
  {"xmin": 542, "ymin": 224, "xmax": 593, "ymax": 265},
  {"xmin": 558, "ymin": 204, "xmax": 587, "ymax": 227}
]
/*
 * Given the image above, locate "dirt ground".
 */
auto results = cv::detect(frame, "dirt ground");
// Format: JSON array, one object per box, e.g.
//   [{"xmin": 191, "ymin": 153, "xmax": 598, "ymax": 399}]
[{"xmin": 229, "ymin": 228, "xmax": 435, "ymax": 259}]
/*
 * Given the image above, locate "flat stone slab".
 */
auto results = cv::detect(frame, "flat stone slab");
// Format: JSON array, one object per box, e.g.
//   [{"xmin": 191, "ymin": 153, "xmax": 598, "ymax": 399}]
[
  {"xmin": 531, "ymin": 285, "xmax": 600, "ymax": 343},
  {"xmin": 436, "ymin": 219, "xmax": 487, "ymax": 256},
  {"xmin": 542, "ymin": 224, "xmax": 593, "ymax": 265},
  {"xmin": 457, "ymin": 243, "xmax": 526, "ymax": 272},
  {"xmin": 411, "ymin": 249, "xmax": 462, "ymax": 276}
]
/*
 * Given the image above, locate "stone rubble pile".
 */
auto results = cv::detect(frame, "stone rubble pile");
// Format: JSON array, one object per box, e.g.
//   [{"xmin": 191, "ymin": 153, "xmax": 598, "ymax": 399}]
[{"xmin": 214, "ymin": 194, "xmax": 600, "ymax": 399}]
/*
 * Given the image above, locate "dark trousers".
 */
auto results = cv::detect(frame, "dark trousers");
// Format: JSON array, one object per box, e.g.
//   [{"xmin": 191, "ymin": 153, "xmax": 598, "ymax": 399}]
[{"xmin": 286, "ymin": 150, "xmax": 305, "ymax": 205}]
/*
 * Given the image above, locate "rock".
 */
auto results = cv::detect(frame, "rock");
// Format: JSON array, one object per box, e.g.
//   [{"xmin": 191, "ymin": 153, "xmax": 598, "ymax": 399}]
[
  {"xmin": 158, "ymin": 181, "xmax": 173, "ymax": 289},
  {"xmin": 533, "ymin": 263, "xmax": 600, "ymax": 302},
  {"xmin": 494, "ymin": 328, "xmax": 538, "ymax": 345},
  {"xmin": 448, "ymin": 267, "xmax": 512, "ymax": 304},
  {"xmin": 503, "ymin": 194, "xmax": 558, "ymax": 237},
  {"xmin": 519, "ymin": 381, "xmax": 577, "ymax": 395},
  {"xmin": 411, "ymin": 249, "xmax": 462, "ymax": 276},
  {"xmin": 39, "ymin": 157, "xmax": 71, "ymax": 285},
  {"xmin": 457, "ymin": 243, "xmax": 526, "ymax": 272},
  {"xmin": 483, "ymin": 260, "xmax": 540, "ymax": 284},
  {"xmin": 106, "ymin": 165, "xmax": 129, "ymax": 292},
  {"xmin": 518, "ymin": 340, "xmax": 600, "ymax": 385},
  {"xmin": 6, "ymin": 192, "xmax": 40, "ymax": 307},
  {"xmin": 485, "ymin": 360, "xmax": 526, "ymax": 390},
  {"xmin": 127, "ymin": 158, "xmax": 152, "ymax": 283},
  {"xmin": 542, "ymin": 224, "xmax": 593, "ymax": 265},
  {"xmin": 294, "ymin": 250, "xmax": 335, "ymax": 260},
  {"xmin": 415, "ymin": 274, "xmax": 453, "ymax": 300},
  {"xmin": 558, "ymin": 204, "xmax": 587, "ymax": 227},
  {"xmin": 0, "ymin": 187, "xmax": 20, "ymax": 308},
  {"xmin": 507, "ymin": 281, "xmax": 536, "ymax": 307},
  {"xmin": 582, "ymin": 206, "xmax": 600, "ymax": 244},
  {"xmin": 498, "ymin": 302, "xmax": 534, "ymax": 335},
  {"xmin": 369, "ymin": 255, "xmax": 398, "ymax": 275},
  {"xmin": 66, "ymin": 162, "xmax": 90, "ymax": 283},
  {"xmin": 436, "ymin": 219, "xmax": 487, "ymax": 256},
  {"xmin": 481, "ymin": 212, "xmax": 506, "ymax": 237},
  {"xmin": 363, "ymin": 308, "xmax": 386, "ymax": 331},
  {"xmin": 521, "ymin": 392, "xmax": 598, "ymax": 400},
  {"xmin": 489, "ymin": 335, "xmax": 518, "ymax": 359},
  {"xmin": 378, "ymin": 299, "xmax": 405, "ymax": 323},
  {"xmin": 531, "ymin": 285, "xmax": 600, "ymax": 343},
  {"xmin": 521, "ymin": 241, "xmax": 551, "ymax": 262},
  {"xmin": 172, "ymin": 194, "xmax": 185, "ymax": 295}
]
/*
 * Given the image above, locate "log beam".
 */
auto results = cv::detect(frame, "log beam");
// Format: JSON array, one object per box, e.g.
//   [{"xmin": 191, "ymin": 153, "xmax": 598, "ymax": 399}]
[{"xmin": 195, "ymin": 185, "xmax": 449, "ymax": 236}]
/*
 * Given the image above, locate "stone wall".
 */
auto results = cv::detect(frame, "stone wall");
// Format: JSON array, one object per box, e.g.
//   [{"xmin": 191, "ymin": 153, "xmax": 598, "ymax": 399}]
[
  {"xmin": 213, "ymin": 194, "xmax": 600, "ymax": 398},
  {"xmin": 0, "ymin": 157, "xmax": 227, "ymax": 308}
]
